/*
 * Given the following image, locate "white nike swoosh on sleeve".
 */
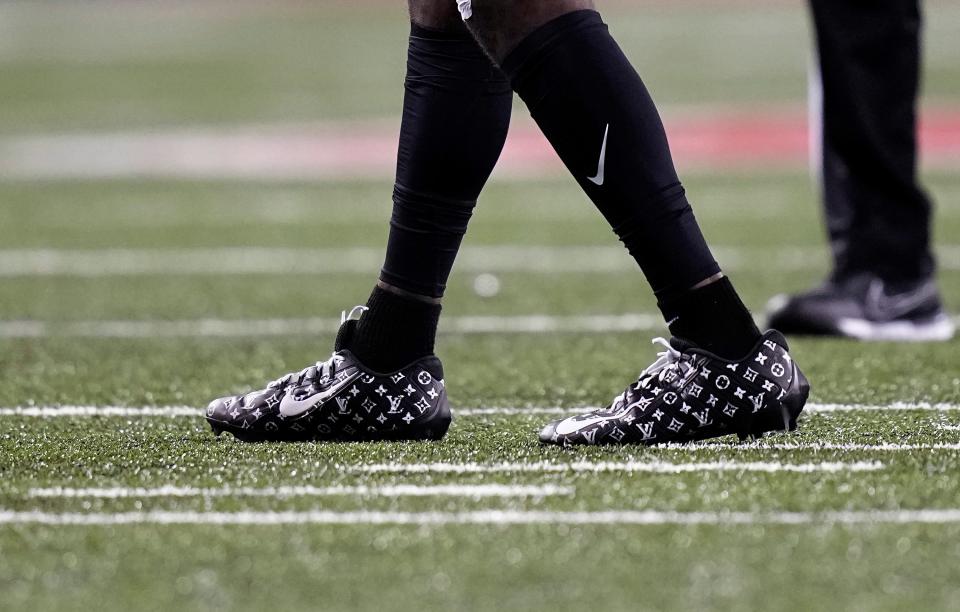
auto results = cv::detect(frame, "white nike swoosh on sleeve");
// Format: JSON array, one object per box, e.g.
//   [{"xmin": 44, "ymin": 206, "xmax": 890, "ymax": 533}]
[{"xmin": 587, "ymin": 123, "xmax": 609, "ymax": 186}]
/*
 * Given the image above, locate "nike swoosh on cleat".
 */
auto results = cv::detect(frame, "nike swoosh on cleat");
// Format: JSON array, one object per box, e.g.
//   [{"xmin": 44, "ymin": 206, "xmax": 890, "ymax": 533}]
[
  {"xmin": 278, "ymin": 371, "xmax": 361, "ymax": 418},
  {"xmin": 586, "ymin": 123, "xmax": 609, "ymax": 186},
  {"xmin": 555, "ymin": 405, "xmax": 630, "ymax": 436},
  {"xmin": 864, "ymin": 279, "xmax": 938, "ymax": 321}
]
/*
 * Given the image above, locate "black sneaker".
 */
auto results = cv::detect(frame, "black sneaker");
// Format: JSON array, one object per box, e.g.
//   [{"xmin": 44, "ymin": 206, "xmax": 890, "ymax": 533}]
[
  {"xmin": 767, "ymin": 273, "xmax": 954, "ymax": 341},
  {"xmin": 539, "ymin": 331, "xmax": 809, "ymax": 446},
  {"xmin": 204, "ymin": 308, "xmax": 451, "ymax": 442}
]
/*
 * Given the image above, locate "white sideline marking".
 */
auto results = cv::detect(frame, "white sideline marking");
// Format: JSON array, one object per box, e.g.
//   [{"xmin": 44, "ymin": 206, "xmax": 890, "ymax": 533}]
[
  {"xmin": 459, "ymin": 403, "xmax": 960, "ymax": 416},
  {"xmin": 2, "ymin": 245, "xmax": 958, "ymax": 276},
  {"xmin": 4, "ymin": 509, "xmax": 960, "ymax": 526},
  {"xmin": 0, "ymin": 406, "xmax": 201, "ymax": 417},
  {"xmin": 350, "ymin": 461, "xmax": 884, "ymax": 474},
  {"xmin": 2, "ymin": 405, "xmax": 957, "ymax": 452},
  {"xmin": 0, "ymin": 246, "xmax": 650, "ymax": 277},
  {"xmin": 806, "ymin": 402, "xmax": 960, "ymax": 413},
  {"xmin": 0, "ymin": 314, "xmax": 668, "ymax": 338},
  {"xmin": 685, "ymin": 441, "xmax": 960, "ymax": 452},
  {"xmin": 3, "ymin": 314, "xmax": 959, "ymax": 339},
  {"xmin": 2, "ymin": 403, "xmax": 960, "ymax": 419},
  {"xmin": 27, "ymin": 484, "xmax": 571, "ymax": 499},
  {"xmin": 940, "ymin": 425, "xmax": 960, "ymax": 431}
]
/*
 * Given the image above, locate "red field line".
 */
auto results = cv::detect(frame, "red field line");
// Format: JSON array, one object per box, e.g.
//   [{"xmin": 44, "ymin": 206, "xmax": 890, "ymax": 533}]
[
  {"xmin": 501, "ymin": 107, "xmax": 960, "ymax": 175},
  {"xmin": 1, "ymin": 107, "xmax": 957, "ymax": 180}
]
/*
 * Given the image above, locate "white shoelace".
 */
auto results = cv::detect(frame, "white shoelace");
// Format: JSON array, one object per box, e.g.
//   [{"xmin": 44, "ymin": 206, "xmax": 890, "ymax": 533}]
[
  {"xmin": 268, "ymin": 353, "xmax": 339, "ymax": 391},
  {"xmin": 610, "ymin": 337, "xmax": 690, "ymax": 408},
  {"xmin": 266, "ymin": 305, "xmax": 368, "ymax": 391},
  {"xmin": 636, "ymin": 338, "xmax": 684, "ymax": 387}
]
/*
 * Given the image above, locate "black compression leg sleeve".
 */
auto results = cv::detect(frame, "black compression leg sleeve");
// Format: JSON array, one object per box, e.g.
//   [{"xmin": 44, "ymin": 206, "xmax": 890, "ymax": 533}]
[
  {"xmin": 498, "ymin": 10, "xmax": 761, "ymax": 357},
  {"xmin": 379, "ymin": 23, "xmax": 513, "ymax": 298},
  {"xmin": 658, "ymin": 277, "xmax": 761, "ymax": 359},
  {"xmin": 500, "ymin": 10, "xmax": 720, "ymax": 297},
  {"xmin": 349, "ymin": 286, "xmax": 442, "ymax": 372},
  {"xmin": 352, "ymin": 24, "xmax": 510, "ymax": 371}
]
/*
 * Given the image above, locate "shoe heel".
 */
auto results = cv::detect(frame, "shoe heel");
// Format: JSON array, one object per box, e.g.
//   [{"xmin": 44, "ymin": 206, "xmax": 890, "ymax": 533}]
[
  {"xmin": 738, "ymin": 365, "xmax": 809, "ymax": 442},
  {"xmin": 418, "ymin": 389, "xmax": 452, "ymax": 441}
]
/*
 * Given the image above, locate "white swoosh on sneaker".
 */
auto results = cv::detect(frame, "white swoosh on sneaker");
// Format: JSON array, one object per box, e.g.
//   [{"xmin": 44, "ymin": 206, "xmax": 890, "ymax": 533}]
[
  {"xmin": 586, "ymin": 123, "xmax": 609, "ymax": 186},
  {"xmin": 555, "ymin": 405, "xmax": 630, "ymax": 436},
  {"xmin": 865, "ymin": 279, "xmax": 937, "ymax": 321},
  {"xmin": 278, "ymin": 371, "xmax": 361, "ymax": 418}
]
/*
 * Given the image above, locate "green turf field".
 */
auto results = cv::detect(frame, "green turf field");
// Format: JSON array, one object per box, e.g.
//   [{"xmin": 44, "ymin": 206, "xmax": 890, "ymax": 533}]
[
  {"xmin": 2, "ymin": 1, "xmax": 960, "ymax": 131},
  {"xmin": 2, "ymin": 2, "xmax": 960, "ymax": 611}
]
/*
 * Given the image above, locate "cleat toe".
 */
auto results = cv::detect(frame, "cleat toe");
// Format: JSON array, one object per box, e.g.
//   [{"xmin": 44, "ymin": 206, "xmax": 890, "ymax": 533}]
[{"xmin": 539, "ymin": 420, "xmax": 561, "ymax": 444}]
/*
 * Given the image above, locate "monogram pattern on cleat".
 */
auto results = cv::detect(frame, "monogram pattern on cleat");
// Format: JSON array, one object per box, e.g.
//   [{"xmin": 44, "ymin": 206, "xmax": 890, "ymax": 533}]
[
  {"xmin": 540, "ymin": 331, "xmax": 809, "ymax": 446},
  {"xmin": 205, "ymin": 349, "xmax": 450, "ymax": 442}
]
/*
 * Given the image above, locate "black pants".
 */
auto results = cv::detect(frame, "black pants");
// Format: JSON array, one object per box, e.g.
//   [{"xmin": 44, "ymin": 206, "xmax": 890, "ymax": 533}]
[{"xmin": 810, "ymin": 0, "xmax": 934, "ymax": 283}]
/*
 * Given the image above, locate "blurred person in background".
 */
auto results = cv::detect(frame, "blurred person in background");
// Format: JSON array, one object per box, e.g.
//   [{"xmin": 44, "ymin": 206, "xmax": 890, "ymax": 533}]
[{"xmin": 767, "ymin": 0, "xmax": 955, "ymax": 341}]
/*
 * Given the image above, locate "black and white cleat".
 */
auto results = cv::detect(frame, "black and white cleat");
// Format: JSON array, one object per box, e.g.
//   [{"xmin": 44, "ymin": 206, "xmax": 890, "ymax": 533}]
[
  {"xmin": 204, "ymin": 307, "xmax": 451, "ymax": 442},
  {"xmin": 540, "ymin": 331, "xmax": 810, "ymax": 446}
]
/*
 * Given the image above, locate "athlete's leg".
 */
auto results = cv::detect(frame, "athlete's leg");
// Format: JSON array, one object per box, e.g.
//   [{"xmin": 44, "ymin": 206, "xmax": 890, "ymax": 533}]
[
  {"xmin": 461, "ymin": 0, "xmax": 759, "ymax": 358},
  {"xmin": 810, "ymin": 0, "xmax": 933, "ymax": 284},
  {"xmin": 459, "ymin": 1, "xmax": 810, "ymax": 447},
  {"xmin": 349, "ymin": 0, "xmax": 513, "ymax": 372},
  {"xmin": 204, "ymin": 0, "xmax": 513, "ymax": 442}
]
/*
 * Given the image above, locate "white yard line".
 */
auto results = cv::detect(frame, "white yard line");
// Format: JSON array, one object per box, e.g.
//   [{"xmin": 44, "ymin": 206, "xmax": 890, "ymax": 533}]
[
  {"xmin": 0, "ymin": 318, "xmax": 343, "ymax": 339},
  {"xmin": 5, "ymin": 405, "xmax": 959, "ymax": 451},
  {"xmin": 4, "ymin": 404, "xmax": 958, "ymax": 451},
  {"xmin": 4, "ymin": 245, "xmax": 960, "ymax": 276},
  {"xmin": 673, "ymin": 440, "xmax": 960, "ymax": 452},
  {"xmin": 27, "ymin": 484, "xmax": 571, "ymax": 499},
  {"xmin": 7, "ymin": 404, "xmax": 957, "ymax": 451},
  {"xmin": 0, "ymin": 245, "xmax": 784, "ymax": 276},
  {"xmin": 742, "ymin": 443, "xmax": 960, "ymax": 452},
  {"xmin": 349, "ymin": 461, "xmax": 884, "ymax": 474},
  {"xmin": 804, "ymin": 402, "xmax": 960, "ymax": 413},
  {"xmin": 0, "ymin": 314, "xmax": 670, "ymax": 338},
  {"xmin": 0, "ymin": 406, "xmax": 201, "ymax": 417},
  {"xmin": 4, "ymin": 509, "xmax": 960, "ymax": 526},
  {"xmin": 939, "ymin": 424, "xmax": 960, "ymax": 431},
  {"xmin": 4, "ymin": 314, "xmax": 960, "ymax": 338},
  {"xmin": 2, "ymin": 304, "xmax": 958, "ymax": 337},
  {"xmin": 3, "ymin": 246, "xmax": 960, "ymax": 276},
  {"xmin": 1, "ymin": 246, "xmax": 636, "ymax": 276},
  {"xmin": 459, "ymin": 403, "xmax": 960, "ymax": 416},
  {"xmin": 2, "ymin": 403, "xmax": 960, "ymax": 419}
]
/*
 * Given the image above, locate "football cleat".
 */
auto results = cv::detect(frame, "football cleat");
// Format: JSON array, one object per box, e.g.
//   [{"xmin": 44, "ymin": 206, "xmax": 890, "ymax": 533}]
[
  {"xmin": 539, "ymin": 330, "xmax": 809, "ymax": 446},
  {"xmin": 204, "ymin": 307, "xmax": 451, "ymax": 442},
  {"xmin": 767, "ymin": 273, "xmax": 954, "ymax": 342}
]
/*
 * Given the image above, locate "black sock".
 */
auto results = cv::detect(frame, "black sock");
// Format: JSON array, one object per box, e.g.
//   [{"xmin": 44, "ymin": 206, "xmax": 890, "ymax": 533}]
[
  {"xmin": 658, "ymin": 277, "xmax": 761, "ymax": 359},
  {"xmin": 380, "ymin": 23, "xmax": 512, "ymax": 298},
  {"xmin": 349, "ymin": 286, "xmax": 442, "ymax": 372},
  {"xmin": 500, "ymin": 10, "xmax": 720, "ymax": 296}
]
